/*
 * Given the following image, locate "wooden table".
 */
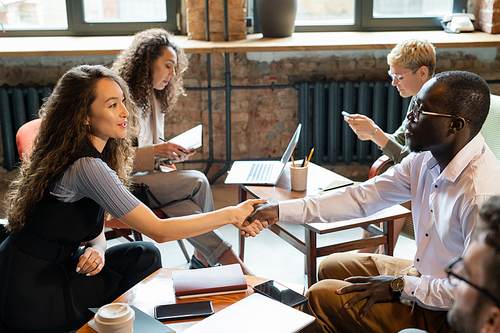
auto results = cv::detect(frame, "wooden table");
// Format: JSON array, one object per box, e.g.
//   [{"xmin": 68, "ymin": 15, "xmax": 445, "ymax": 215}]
[
  {"xmin": 76, "ymin": 268, "xmax": 305, "ymax": 333},
  {"xmin": 238, "ymin": 163, "xmax": 411, "ymax": 287}
]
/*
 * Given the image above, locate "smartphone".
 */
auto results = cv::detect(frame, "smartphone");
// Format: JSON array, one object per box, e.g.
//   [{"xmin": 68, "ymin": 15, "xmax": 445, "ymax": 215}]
[
  {"xmin": 154, "ymin": 300, "xmax": 214, "ymax": 321},
  {"xmin": 341, "ymin": 111, "xmax": 351, "ymax": 117},
  {"xmin": 252, "ymin": 280, "xmax": 308, "ymax": 308}
]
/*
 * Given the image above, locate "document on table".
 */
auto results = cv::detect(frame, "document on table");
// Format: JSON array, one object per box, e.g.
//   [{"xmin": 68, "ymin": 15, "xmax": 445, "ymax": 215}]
[
  {"xmin": 182, "ymin": 293, "xmax": 314, "ymax": 333},
  {"xmin": 168, "ymin": 124, "xmax": 202, "ymax": 150}
]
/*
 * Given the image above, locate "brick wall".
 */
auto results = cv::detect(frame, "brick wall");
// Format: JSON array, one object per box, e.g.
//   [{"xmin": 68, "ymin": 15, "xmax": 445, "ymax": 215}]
[
  {"xmin": 186, "ymin": 0, "xmax": 247, "ymax": 41},
  {"xmin": 477, "ymin": 0, "xmax": 500, "ymax": 33},
  {"xmin": 1, "ymin": 47, "xmax": 499, "ymax": 182}
]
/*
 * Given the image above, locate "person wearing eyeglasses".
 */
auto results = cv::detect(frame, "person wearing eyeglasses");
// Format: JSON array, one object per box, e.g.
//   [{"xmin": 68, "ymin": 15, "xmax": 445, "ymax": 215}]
[
  {"xmin": 344, "ymin": 38, "xmax": 436, "ymax": 253},
  {"xmin": 248, "ymin": 70, "xmax": 500, "ymax": 333},
  {"xmin": 445, "ymin": 195, "xmax": 500, "ymax": 333}
]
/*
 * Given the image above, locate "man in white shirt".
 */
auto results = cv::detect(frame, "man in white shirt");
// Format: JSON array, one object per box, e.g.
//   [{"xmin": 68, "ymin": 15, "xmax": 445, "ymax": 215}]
[
  {"xmin": 248, "ymin": 71, "xmax": 500, "ymax": 333},
  {"xmin": 446, "ymin": 196, "xmax": 500, "ymax": 333}
]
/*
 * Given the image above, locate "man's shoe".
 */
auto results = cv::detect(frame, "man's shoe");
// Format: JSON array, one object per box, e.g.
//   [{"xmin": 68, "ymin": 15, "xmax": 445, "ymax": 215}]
[
  {"xmin": 188, "ymin": 255, "xmax": 206, "ymax": 269},
  {"xmin": 188, "ymin": 255, "xmax": 222, "ymax": 269}
]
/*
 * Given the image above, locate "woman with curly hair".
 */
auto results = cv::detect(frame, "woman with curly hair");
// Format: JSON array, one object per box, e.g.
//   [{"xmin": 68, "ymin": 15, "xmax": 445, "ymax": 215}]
[
  {"xmin": 0, "ymin": 65, "xmax": 265, "ymax": 332},
  {"xmin": 112, "ymin": 28, "xmax": 254, "ymax": 274}
]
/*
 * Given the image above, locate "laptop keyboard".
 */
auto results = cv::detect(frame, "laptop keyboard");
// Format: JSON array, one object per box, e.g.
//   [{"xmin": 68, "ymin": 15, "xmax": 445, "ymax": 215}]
[{"xmin": 247, "ymin": 163, "xmax": 273, "ymax": 182}]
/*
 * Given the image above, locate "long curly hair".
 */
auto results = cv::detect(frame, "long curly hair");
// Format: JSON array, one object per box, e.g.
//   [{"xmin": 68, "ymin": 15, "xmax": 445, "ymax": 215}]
[
  {"xmin": 5, "ymin": 65, "xmax": 139, "ymax": 232},
  {"xmin": 111, "ymin": 28, "xmax": 188, "ymax": 116}
]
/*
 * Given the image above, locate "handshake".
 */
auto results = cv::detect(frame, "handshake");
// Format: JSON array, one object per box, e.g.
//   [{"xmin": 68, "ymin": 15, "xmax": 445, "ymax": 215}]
[{"xmin": 231, "ymin": 200, "xmax": 280, "ymax": 238}]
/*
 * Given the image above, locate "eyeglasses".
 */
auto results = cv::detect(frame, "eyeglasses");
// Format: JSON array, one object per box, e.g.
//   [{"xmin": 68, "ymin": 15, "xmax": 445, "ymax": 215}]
[
  {"xmin": 387, "ymin": 70, "xmax": 414, "ymax": 82},
  {"xmin": 445, "ymin": 257, "xmax": 500, "ymax": 308},
  {"xmin": 409, "ymin": 97, "xmax": 471, "ymax": 123}
]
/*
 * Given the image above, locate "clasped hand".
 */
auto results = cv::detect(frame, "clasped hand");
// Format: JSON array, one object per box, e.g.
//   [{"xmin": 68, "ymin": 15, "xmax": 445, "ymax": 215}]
[
  {"xmin": 154, "ymin": 142, "xmax": 195, "ymax": 162},
  {"xmin": 336, "ymin": 275, "xmax": 398, "ymax": 319},
  {"xmin": 232, "ymin": 199, "xmax": 271, "ymax": 237},
  {"xmin": 246, "ymin": 202, "xmax": 280, "ymax": 226},
  {"xmin": 76, "ymin": 246, "xmax": 105, "ymax": 277}
]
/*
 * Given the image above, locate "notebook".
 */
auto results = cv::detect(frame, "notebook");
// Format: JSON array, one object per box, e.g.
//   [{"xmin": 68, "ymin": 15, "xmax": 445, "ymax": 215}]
[
  {"xmin": 172, "ymin": 264, "xmax": 248, "ymax": 299},
  {"xmin": 169, "ymin": 124, "xmax": 202, "ymax": 150},
  {"xmin": 182, "ymin": 293, "xmax": 315, "ymax": 333},
  {"xmin": 224, "ymin": 124, "xmax": 302, "ymax": 185}
]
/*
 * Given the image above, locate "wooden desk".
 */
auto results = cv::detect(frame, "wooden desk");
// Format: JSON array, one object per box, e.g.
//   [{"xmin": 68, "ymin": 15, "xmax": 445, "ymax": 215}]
[
  {"xmin": 76, "ymin": 268, "xmax": 304, "ymax": 333},
  {"xmin": 238, "ymin": 163, "xmax": 411, "ymax": 287}
]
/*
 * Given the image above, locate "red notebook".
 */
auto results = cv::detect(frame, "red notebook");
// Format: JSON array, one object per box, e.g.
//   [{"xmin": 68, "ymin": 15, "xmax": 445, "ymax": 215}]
[{"xmin": 172, "ymin": 264, "xmax": 248, "ymax": 299}]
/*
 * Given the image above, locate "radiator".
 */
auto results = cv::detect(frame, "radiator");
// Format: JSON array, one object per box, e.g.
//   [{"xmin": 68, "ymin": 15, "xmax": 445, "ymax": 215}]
[
  {"xmin": 297, "ymin": 81, "xmax": 410, "ymax": 165},
  {"xmin": 0, "ymin": 85, "xmax": 53, "ymax": 171}
]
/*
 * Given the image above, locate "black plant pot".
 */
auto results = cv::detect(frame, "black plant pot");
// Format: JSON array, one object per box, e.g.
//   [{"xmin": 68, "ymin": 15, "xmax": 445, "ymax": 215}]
[{"xmin": 256, "ymin": 0, "xmax": 297, "ymax": 38}]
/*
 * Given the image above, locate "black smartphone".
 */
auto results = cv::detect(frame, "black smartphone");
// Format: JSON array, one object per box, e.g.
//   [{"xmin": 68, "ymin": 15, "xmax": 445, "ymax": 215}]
[
  {"xmin": 154, "ymin": 300, "xmax": 214, "ymax": 321},
  {"xmin": 252, "ymin": 280, "xmax": 308, "ymax": 308}
]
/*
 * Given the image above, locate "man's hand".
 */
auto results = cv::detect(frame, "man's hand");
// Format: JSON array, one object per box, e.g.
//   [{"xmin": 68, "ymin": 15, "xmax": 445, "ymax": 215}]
[
  {"xmin": 336, "ymin": 275, "xmax": 398, "ymax": 319},
  {"xmin": 231, "ymin": 199, "xmax": 269, "ymax": 237},
  {"xmin": 246, "ymin": 202, "xmax": 279, "ymax": 225}
]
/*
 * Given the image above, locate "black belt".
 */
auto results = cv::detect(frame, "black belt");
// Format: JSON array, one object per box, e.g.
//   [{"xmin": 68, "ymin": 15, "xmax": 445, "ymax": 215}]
[{"xmin": 9, "ymin": 231, "xmax": 78, "ymax": 263}]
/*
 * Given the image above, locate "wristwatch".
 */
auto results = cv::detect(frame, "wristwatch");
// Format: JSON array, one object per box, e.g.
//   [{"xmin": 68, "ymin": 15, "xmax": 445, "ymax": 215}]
[{"xmin": 390, "ymin": 275, "xmax": 405, "ymax": 297}]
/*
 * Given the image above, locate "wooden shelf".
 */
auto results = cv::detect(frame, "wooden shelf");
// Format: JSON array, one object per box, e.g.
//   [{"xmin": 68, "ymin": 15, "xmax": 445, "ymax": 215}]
[{"xmin": 1, "ymin": 31, "xmax": 500, "ymax": 57}]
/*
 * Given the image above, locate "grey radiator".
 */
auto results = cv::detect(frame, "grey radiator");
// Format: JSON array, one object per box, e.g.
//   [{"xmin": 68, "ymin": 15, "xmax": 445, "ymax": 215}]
[
  {"xmin": 297, "ymin": 81, "xmax": 410, "ymax": 165},
  {"xmin": 0, "ymin": 85, "xmax": 53, "ymax": 171}
]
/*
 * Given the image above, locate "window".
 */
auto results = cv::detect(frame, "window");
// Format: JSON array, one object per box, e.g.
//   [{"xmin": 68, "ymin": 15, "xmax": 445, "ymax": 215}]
[
  {"xmin": 255, "ymin": 0, "xmax": 466, "ymax": 32},
  {"xmin": 0, "ymin": 0, "xmax": 178, "ymax": 37}
]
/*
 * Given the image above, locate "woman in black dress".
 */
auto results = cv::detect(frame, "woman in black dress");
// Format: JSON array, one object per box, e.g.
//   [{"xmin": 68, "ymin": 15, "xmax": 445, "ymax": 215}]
[{"xmin": 0, "ymin": 65, "xmax": 265, "ymax": 332}]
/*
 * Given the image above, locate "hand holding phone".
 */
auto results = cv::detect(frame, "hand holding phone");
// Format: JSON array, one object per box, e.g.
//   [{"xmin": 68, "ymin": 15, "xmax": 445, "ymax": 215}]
[{"xmin": 154, "ymin": 300, "xmax": 214, "ymax": 321}]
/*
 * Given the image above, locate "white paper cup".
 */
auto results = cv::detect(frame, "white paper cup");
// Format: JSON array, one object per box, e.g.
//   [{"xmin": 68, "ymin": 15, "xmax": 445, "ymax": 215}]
[
  {"xmin": 95, "ymin": 303, "xmax": 135, "ymax": 333},
  {"xmin": 290, "ymin": 165, "xmax": 308, "ymax": 191}
]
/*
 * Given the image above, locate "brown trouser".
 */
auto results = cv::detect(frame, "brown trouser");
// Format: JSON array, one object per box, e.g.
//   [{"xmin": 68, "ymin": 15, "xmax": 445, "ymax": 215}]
[{"xmin": 302, "ymin": 253, "xmax": 455, "ymax": 333}]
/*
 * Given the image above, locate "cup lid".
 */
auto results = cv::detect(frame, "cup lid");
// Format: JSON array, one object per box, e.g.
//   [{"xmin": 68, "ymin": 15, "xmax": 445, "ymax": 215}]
[{"xmin": 97, "ymin": 303, "xmax": 133, "ymax": 324}]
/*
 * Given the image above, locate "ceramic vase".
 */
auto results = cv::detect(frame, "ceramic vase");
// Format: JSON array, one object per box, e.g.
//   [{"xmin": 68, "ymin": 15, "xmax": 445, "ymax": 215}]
[{"xmin": 256, "ymin": 0, "xmax": 297, "ymax": 38}]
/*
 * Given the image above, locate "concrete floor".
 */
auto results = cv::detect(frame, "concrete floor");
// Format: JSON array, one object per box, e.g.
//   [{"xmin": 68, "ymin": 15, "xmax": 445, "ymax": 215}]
[{"xmin": 108, "ymin": 183, "xmax": 417, "ymax": 287}]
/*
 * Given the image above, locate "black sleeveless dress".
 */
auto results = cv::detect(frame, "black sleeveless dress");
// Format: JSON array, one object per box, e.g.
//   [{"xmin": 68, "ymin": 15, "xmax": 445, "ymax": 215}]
[{"xmin": 0, "ymin": 142, "xmax": 161, "ymax": 332}]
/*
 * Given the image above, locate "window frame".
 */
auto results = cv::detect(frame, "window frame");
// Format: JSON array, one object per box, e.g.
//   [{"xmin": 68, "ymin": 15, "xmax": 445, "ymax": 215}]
[
  {"xmin": 0, "ymin": 0, "xmax": 180, "ymax": 37},
  {"xmin": 254, "ymin": 0, "xmax": 466, "ymax": 33}
]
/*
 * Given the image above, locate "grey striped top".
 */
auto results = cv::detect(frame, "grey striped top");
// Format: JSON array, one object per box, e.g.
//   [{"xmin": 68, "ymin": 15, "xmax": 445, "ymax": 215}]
[{"xmin": 50, "ymin": 157, "xmax": 140, "ymax": 219}]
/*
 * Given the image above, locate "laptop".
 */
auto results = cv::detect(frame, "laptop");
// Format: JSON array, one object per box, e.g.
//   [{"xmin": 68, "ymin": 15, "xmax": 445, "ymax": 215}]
[{"xmin": 224, "ymin": 124, "xmax": 302, "ymax": 185}]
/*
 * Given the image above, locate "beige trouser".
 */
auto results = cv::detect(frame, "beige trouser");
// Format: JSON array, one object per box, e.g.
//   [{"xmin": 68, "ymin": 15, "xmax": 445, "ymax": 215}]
[{"xmin": 302, "ymin": 253, "xmax": 455, "ymax": 333}]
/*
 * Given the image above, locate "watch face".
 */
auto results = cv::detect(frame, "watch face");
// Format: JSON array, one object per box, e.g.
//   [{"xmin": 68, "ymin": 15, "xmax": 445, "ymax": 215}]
[{"xmin": 392, "ymin": 277, "xmax": 404, "ymax": 292}]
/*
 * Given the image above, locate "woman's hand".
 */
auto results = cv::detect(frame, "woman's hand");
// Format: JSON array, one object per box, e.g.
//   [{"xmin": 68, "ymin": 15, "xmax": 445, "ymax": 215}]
[
  {"xmin": 154, "ymin": 142, "xmax": 196, "ymax": 162},
  {"xmin": 76, "ymin": 246, "xmax": 105, "ymax": 277},
  {"xmin": 230, "ymin": 199, "xmax": 269, "ymax": 237},
  {"xmin": 344, "ymin": 114, "xmax": 379, "ymax": 141}
]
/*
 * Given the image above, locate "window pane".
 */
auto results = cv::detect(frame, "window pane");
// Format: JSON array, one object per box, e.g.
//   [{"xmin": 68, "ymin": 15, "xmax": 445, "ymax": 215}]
[
  {"xmin": 295, "ymin": 0, "xmax": 355, "ymax": 26},
  {"xmin": 0, "ymin": 0, "xmax": 67, "ymax": 30},
  {"xmin": 83, "ymin": 0, "xmax": 167, "ymax": 23},
  {"xmin": 373, "ymin": 0, "xmax": 453, "ymax": 18}
]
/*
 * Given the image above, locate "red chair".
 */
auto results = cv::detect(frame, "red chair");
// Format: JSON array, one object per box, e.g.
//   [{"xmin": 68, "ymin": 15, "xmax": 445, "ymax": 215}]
[{"xmin": 15, "ymin": 119, "xmax": 190, "ymax": 262}]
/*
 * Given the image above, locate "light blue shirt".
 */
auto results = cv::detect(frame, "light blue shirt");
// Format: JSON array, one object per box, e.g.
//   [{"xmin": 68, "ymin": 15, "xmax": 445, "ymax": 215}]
[{"xmin": 279, "ymin": 133, "xmax": 500, "ymax": 310}]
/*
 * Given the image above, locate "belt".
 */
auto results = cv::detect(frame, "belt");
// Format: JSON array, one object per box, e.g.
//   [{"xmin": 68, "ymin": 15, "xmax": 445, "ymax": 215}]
[{"xmin": 9, "ymin": 231, "xmax": 78, "ymax": 263}]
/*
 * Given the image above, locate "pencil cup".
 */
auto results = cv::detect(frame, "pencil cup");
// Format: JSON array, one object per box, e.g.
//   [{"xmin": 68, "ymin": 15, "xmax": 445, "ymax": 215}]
[
  {"xmin": 95, "ymin": 303, "xmax": 135, "ymax": 333},
  {"xmin": 290, "ymin": 165, "xmax": 308, "ymax": 191}
]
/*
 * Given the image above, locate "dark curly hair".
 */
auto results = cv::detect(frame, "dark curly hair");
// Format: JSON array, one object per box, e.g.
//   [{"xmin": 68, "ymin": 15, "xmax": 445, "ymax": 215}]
[
  {"xmin": 111, "ymin": 28, "xmax": 188, "ymax": 116},
  {"xmin": 5, "ymin": 65, "xmax": 139, "ymax": 232}
]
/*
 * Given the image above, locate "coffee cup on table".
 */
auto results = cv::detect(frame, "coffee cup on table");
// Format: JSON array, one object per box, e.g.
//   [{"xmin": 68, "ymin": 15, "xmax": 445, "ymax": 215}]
[{"xmin": 95, "ymin": 303, "xmax": 135, "ymax": 333}]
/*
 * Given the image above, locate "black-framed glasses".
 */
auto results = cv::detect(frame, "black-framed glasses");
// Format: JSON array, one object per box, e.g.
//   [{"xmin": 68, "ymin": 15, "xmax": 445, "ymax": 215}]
[
  {"xmin": 445, "ymin": 257, "xmax": 500, "ymax": 308},
  {"xmin": 409, "ymin": 97, "xmax": 471, "ymax": 123}
]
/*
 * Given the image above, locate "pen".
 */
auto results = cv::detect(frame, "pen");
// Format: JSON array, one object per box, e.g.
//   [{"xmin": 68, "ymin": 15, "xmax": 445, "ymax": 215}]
[
  {"xmin": 291, "ymin": 156, "xmax": 296, "ymax": 168},
  {"xmin": 159, "ymin": 137, "xmax": 188, "ymax": 154},
  {"xmin": 300, "ymin": 156, "xmax": 306, "ymax": 167},
  {"xmin": 305, "ymin": 148, "xmax": 314, "ymax": 167}
]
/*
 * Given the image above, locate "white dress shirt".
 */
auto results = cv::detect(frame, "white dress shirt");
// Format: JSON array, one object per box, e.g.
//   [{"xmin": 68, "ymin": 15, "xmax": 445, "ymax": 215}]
[{"xmin": 279, "ymin": 133, "xmax": 500, "ymax": 310}]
